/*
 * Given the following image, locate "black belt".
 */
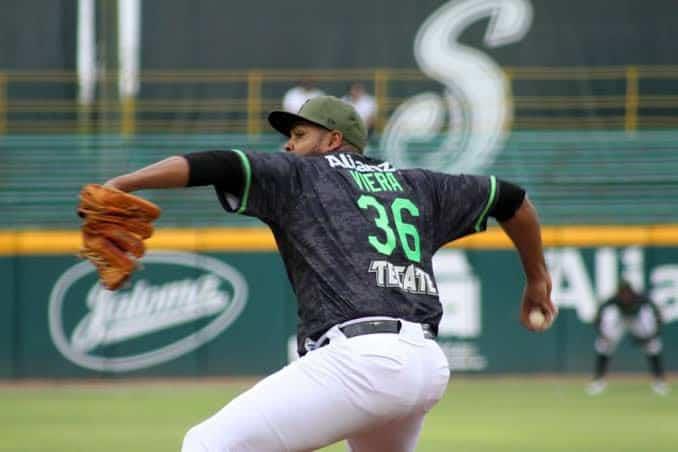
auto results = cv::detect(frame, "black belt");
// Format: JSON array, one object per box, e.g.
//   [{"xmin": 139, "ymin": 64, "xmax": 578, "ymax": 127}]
[{"xmin": 317, "ymin": 320, "xmax": 435, "ymax": 349}]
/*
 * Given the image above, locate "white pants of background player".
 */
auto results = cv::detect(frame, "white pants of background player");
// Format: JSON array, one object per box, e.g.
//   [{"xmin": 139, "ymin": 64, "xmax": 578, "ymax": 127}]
[
  {"xmin": 182, "ymin": 318, "xmax": 450, "ymax": 452},
  {"xmin": 595, "ymin": 304, "xmax": 662, "ymax": 355}
]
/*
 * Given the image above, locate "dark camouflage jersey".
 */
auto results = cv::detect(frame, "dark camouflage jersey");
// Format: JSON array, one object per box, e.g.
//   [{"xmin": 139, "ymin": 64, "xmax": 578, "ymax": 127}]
[{"xmin": 215, "ymin": 149, "xmax": 496, "ymax": 353}]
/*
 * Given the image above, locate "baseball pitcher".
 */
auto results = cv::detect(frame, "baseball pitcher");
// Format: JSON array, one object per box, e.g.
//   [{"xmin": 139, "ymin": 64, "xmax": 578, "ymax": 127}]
[{"xmin": 83, "ymin": 96, "xmax": 556, "ymax": 451}]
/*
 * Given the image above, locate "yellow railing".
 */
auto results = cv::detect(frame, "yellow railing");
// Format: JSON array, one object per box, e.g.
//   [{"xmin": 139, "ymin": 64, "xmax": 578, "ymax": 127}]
[
  {"xmin": 2, "ymin": 66, "xmax": 678, "ymax": 134},
  {"xmin": 625, "ymin": 66, "xmax": 639, "ymax": 133}
]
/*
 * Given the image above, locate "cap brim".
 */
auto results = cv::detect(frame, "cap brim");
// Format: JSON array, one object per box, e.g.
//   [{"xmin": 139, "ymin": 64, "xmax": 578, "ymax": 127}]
[{"xmin": 268, "ymin": 110, "xmax": 329, "ymax": 137}]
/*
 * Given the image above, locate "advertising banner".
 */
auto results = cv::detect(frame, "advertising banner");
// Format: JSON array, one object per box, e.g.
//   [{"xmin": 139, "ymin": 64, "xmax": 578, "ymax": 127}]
[
  {"xmin": 2, "ymin": 251, "xmax": 294, "ymax": 378},
  {"xmin": 436, "ymin": 246, "xmax": 678, "ymax": 373},
  {"xmin": 1, "ymin": 243, "xmax": 676, "ymax": 378}
]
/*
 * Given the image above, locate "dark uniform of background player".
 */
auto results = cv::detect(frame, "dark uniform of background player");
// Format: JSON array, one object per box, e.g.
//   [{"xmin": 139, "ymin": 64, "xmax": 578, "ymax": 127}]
[
  {"xmin": 587, "ymin": 281, "xmax": 669, "ymax": 396},
  {"xmin": 105, "ymin": 96, "xmax": 557, "ymax": 451}
]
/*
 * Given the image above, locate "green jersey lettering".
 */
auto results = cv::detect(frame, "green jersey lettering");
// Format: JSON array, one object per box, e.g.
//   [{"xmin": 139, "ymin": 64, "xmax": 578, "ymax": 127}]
[
  {"xmin": 357, "ymin": 195, "xmax": 397, "ymax": 256},
  {"xmin": 385, "ymin": 173, "xmax": 403, "ymax": 191},
  {"xmin": 350, "ymin": 171, "xmax": 366, "ymax": 191},
  {"xmin": 350, "ymin": 171, "xmax": 405, "ymax": 193},
  {"xmin": 363, "ymin": 173, "xmax": 379, "ymax": 192},
  {"xmin": 391, "ymin": 198, "xmax": 421, "ymax": 262},
  {"xmin": 374, "ymin": 173, "xmax": 390, "ymax": 191},
  {"xmin": 357, "ymin": 195, "xmax": 422, "ymax": 263}
]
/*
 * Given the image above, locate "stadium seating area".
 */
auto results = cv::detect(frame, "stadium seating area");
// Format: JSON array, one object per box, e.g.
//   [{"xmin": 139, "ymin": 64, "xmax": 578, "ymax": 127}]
[{"xmin": 2, "ymin": 130, "xmax": 677, "ymax": 228}]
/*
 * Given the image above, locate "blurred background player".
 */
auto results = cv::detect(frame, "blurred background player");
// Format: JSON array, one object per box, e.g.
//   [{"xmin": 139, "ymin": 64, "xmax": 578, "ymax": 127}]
[
  {"xmin": 342, "ymin": 82, "xmax": 377, "ymax": 138},
  {"xmin": 282, "ymin": 78, "xmax": 325, "ymax": 113},
  {"xmin": 587, "ymin": 281, "xmax": 669, "ymax": 396}
]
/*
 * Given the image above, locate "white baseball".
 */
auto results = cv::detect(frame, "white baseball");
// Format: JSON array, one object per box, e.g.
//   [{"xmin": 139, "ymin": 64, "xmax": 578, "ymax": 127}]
[{"xmin": 528, "ymin": 309, "xmax": 546, "ymax": 328}]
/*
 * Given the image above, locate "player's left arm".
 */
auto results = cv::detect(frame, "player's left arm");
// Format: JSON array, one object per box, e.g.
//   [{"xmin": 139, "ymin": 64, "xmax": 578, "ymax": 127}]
[
  {"xmin": 105, "ymin": 156, "xmax": 192, "ymax": 192},
  {"xmin": 106, "ymin": 150, "xmax": 298, "ymax": 225},
  {"xmin": 490, "ymin": 181, "xmax": 557, "ymax": 332},
  {"xmin": 104, "ymin": 151, "xmax": 245, "ymax": 195}
]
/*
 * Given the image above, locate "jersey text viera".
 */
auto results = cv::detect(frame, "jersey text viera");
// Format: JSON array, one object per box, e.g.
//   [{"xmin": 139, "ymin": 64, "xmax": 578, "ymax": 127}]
[{"xmin": 350, "ymin": 171, "xmax": 403, "ymax": 193}]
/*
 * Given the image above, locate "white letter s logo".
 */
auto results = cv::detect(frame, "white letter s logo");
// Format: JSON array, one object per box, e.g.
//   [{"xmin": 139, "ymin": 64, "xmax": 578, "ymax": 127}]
[{"xmin": 380, "ymin": 0, "xmax": 533, "ymax": 173}]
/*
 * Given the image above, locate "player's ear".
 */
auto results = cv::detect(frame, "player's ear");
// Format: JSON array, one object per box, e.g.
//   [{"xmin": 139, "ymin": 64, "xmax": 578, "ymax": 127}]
[{"xmin": 327, "ymin": 130, "xmax": 344, "ymax": 151}]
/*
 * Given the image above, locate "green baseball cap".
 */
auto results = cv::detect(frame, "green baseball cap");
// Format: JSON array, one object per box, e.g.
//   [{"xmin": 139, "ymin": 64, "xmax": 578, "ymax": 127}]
[{"xmin": 268, "ymin": 95, "xmax": 368, "ymax": 150}]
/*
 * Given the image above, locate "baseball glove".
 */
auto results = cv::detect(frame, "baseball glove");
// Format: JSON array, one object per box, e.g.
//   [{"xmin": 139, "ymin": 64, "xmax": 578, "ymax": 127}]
[{"xmin": 77, "ymin": 184, "xmax": 161, "ymax": 290}]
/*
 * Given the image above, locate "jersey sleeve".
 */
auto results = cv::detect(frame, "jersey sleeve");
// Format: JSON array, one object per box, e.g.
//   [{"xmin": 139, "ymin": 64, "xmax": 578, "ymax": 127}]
[
  {"xmin": 215, "ymin": 150, "xmax": 302, "ymax": 225},
  {"xmin": 428, "ymin": 171, "xmax": 498, "ymax": 248}
]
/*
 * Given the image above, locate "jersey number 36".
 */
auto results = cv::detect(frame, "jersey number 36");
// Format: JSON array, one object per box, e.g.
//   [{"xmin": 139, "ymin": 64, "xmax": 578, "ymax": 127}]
[{"xmin": 357, "ymin": 195, "xmax": 421, "ymax": 263}]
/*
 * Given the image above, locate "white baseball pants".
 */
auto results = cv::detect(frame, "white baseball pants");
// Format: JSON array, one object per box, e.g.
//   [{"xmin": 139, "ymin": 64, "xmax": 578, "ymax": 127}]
[
  {"xmin": 595, "ymin": 304, "xmax": 662, "ymax": 355},
  {"xmin": 182, "ymin": 318, "xmax": 450, "ymax": 452}
]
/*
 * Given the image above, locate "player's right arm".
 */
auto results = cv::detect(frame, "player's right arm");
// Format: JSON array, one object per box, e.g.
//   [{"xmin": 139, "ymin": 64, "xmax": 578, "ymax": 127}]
[
  {"xmin": 498, "ymin": 196, "xmax": 557, "ymax": 332},
  {"xmin": 427, "ymin": 172, "xmax": 556, "ymax": 331}
]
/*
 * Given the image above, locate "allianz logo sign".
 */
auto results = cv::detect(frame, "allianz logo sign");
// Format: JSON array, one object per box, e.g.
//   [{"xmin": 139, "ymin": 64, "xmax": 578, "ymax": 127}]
[{"xmin": 48, "ymin": 251, "xmax": 248, "ymax": 372}]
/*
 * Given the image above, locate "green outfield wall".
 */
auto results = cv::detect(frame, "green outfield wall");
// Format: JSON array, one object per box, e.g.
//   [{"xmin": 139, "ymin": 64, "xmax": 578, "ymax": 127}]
[
  {"xmin": 2, "ymin": 0, "xmax": 678, "ymax": 379},
  {"xmin": 1, "ymin": 231, "xmax": 677, "ymax": 379}
]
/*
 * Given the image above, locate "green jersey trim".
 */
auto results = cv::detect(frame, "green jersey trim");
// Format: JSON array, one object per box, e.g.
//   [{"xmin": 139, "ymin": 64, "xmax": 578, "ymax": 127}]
[
  {"xmin": 231, "ymin": 149, "xmax": 252, "ymax": 214},
  {"xmin": 474, "ymin": 175, "xmax": 497, "ymax": 232}
]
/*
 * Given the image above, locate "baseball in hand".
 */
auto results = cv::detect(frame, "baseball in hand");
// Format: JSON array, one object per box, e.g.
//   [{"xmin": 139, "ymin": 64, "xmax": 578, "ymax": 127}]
[{"xmin": 528, "ymin": 309, "xmax": 546, "ymax": 329}]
